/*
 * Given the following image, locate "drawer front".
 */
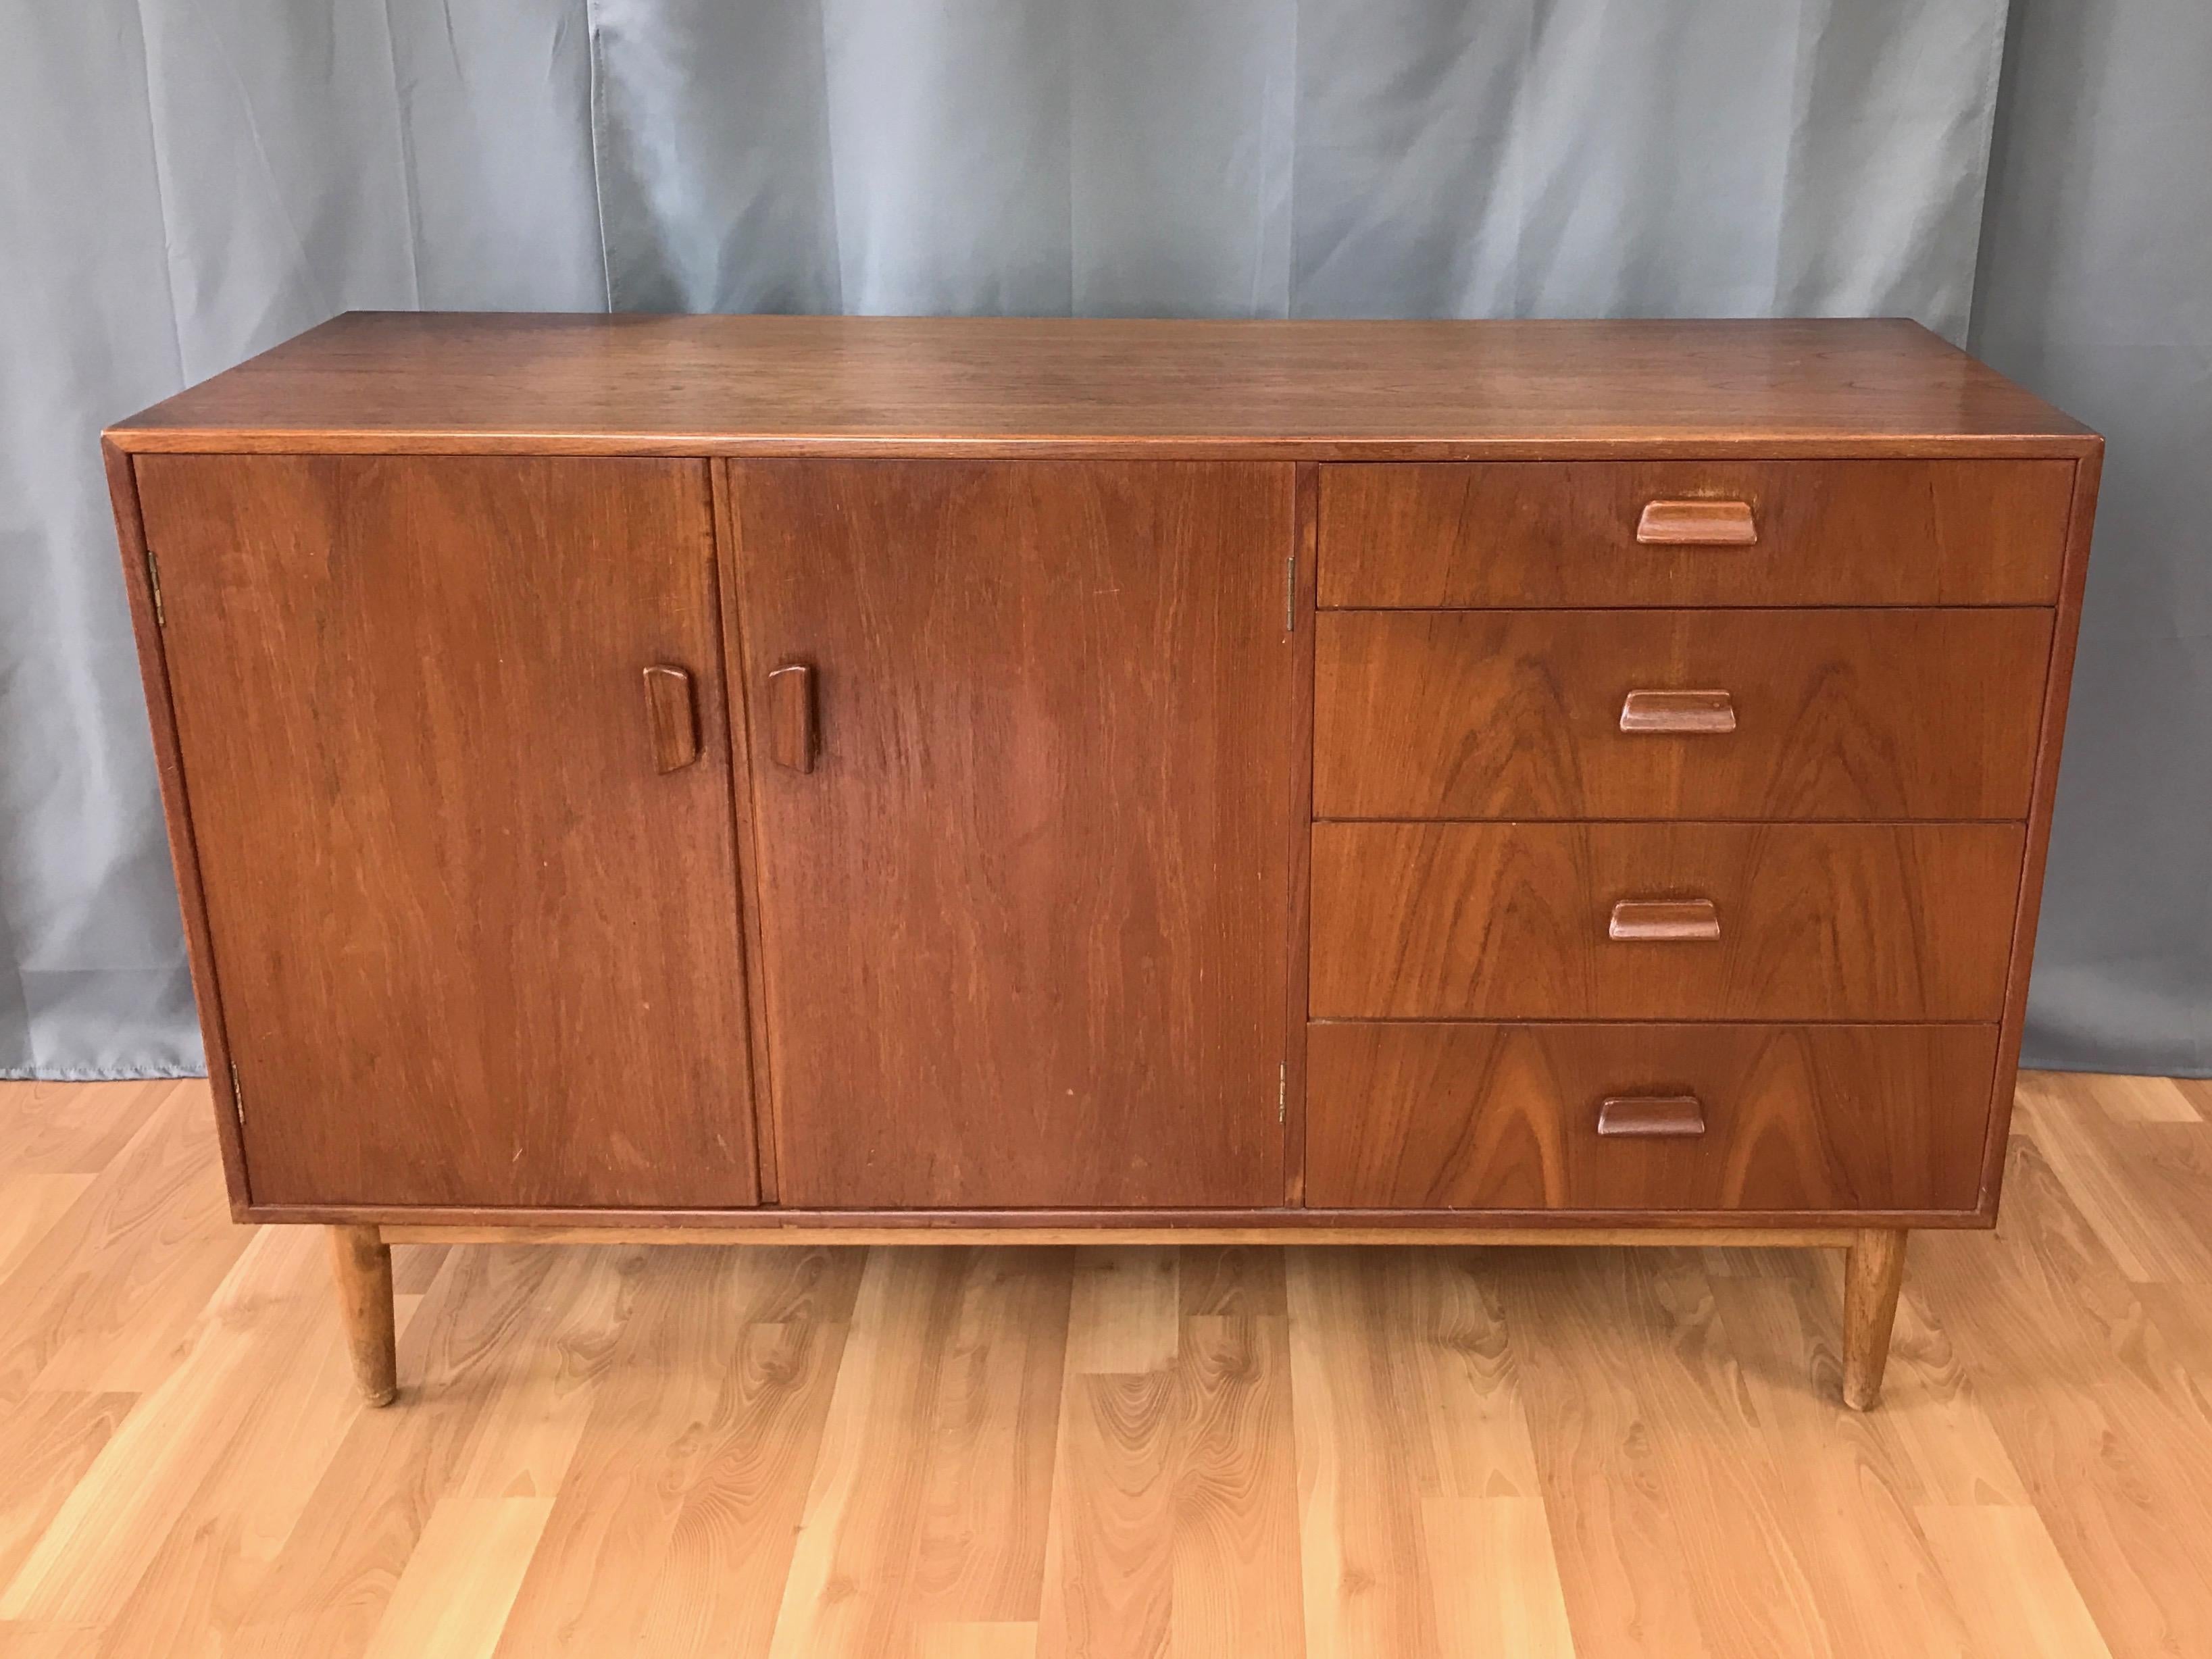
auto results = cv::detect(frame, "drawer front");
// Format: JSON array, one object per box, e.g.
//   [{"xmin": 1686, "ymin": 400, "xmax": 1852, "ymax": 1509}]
[
  {"xmin": 1314, "ymin": 608, "xmax": 2053, "ymax": 820},
  {"xmin": 1318, "ymin": 460, "xmax": 2073, "ymax": 608},
  {"xmin": 1310, "ymin": 821, "xmax": 2024, "ymax": 1021},
  {"xmin": 1307, "ymin": 1022, "xmax": 1996, "ymax": 1212}
]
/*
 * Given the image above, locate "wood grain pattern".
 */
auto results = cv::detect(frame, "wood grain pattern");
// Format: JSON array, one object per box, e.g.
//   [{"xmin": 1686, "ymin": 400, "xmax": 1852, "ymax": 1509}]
[
  {"xmin": 0, "ymin": 1392, "xmax": 130, "ymax": 1592},
  {"xmin": 0, "ymin": 1078, "xmax": 171, "ymax": 1180},
  {"xmin": 1282, "ymin": 1248, "xmax": 1567, "ymax": 1658},
  {"xmin": 132, "ymin": 454, "xmax": 761, "ymax": 1210},
  {"xmin": 1172, "ymin": 1313, "xmax": 1304, "ymax": 1656},
  {"xmin": 1506, "ymin": 1248, "xmax": 1834, "ymax": 1653},
  {"xmin": 5, "ymin": 1072, "xmax": 2208, "ymax": 1655},
  {"xmin": 105, "ymin": 314, "xmax": 2095, "ymax": 459},
  {"xmin": 488, "ymin": 1246, "xmax": 863, "ymax": 1657},
  {"xmin": 729, "ymin": 459, "xmax": 1295, "ymax": 1210},
  {"xmin": 1916, "ymin": 1121, "xmax": 2212, "ymax": 1656},
  {"xmin": 0, "ymin": 1177, "xmax": 93, "ymax": 1297},
  {"xmin": 1038, "ymin": 1369, "xmax": 1176, "ymax": 1658},
  {"xmin": 364, "ymin": 1495, "xmax": 553, "ymax": 1658},
  {"xmin": 1696, "ymin": 1254, "xmax": 1996, "ymax": 1645},
  {"xmin": 1915, "ymin": 1504, "xmax": 2117, "ymax": 1658},
  {"xmin": 222, "ymin": 1243, "xmax": 625, "ymax": 1658},
  {"xmin": 1319, "ymin": 459, "xmax": 2075, "ymax": 606},
  {"xmin": 0, "ymin": 1081, "xmax": 247, "ymax": 1410},
  {"xmin": 1310, "ymin": 821, "xmax": 2026, "ymax": 1021},
  {"xmin": 1314, "ymin": 608, "xmax": 2053, "ymax": 820},
  {"xmin": 1306, "ymin": 1023, "xmax": 1995, "ymax": 1212},
  {"xmin": 0, "ymin": 1225, "xmax": 351, "ymax": 1629},
  {"xmin": 2011, "ymin": 1073, "xmax": 2212, "ymax": 1284}
]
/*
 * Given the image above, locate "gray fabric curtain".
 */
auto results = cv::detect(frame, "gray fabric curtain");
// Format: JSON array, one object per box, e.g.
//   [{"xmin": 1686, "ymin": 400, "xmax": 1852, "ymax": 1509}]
[
  {"xmin": 1970, "ymin": 0, "xmax": 2212, "ymax": 1074},
  {"xmin": 1, "ymin": 0, "xmax": 2198, "ymax": 1077}
]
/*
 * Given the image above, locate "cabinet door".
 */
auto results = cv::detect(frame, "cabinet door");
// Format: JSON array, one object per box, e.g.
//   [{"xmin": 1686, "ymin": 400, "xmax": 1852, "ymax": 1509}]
[
  {"xmin": 137, "ymin": 455, "xmax": 759, "ymax": 1209},
  {"xmin": 731, "ymin": 460, "xmax": 1295, "ymax": 1209}
]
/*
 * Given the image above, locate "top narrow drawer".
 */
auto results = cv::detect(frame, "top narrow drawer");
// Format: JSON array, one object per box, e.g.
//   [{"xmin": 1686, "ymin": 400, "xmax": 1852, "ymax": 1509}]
[{"xmin": 1318, "ymin": 460, "xmax": 2074, "ymax": 608}]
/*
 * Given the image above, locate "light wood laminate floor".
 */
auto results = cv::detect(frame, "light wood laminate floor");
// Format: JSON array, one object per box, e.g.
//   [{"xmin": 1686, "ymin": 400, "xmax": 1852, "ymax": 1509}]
[{"xmin": 1, "ymin": 1070, "xmax": 2209, "ymax": 1656}]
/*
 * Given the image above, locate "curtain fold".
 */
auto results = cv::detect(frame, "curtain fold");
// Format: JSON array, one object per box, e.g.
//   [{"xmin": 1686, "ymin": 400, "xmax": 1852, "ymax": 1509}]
[
  {"xmin": 1972, "ymin": 0, "xmax": 2212, "ymax": 1075},
  {"xmin": 588, "ymin": 0, "xmax": 2009, "ymax": 326},
  {"xmin": 1, "ymin": 0, "xmax": 603, "ymax": 1075}
]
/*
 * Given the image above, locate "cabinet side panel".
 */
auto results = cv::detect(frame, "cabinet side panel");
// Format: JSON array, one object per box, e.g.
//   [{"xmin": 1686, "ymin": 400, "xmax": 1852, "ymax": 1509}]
[
  {"xmin": 1980, "ymin": 446, "xmax": 2105, "ymax": 1214},
  {"xmin": 102, "ymin": 439, "xmax": 250, "ymax": 1213}
]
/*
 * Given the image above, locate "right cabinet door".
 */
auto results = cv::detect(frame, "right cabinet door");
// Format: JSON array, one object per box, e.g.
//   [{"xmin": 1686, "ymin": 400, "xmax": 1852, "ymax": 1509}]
[{"xmin": 730, "ymin": 460, "xmax": 1295, "ymax": 1209}]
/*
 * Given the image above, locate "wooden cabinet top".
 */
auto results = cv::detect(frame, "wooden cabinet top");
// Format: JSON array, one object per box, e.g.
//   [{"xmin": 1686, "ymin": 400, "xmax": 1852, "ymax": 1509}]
[{"xmin": 108, "ymin": 313, "xmax": 2096, "ymax": 461}]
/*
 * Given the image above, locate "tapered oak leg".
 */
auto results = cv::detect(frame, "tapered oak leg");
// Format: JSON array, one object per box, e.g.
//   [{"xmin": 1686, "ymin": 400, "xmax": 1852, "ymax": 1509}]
[
  {"xmin": 1842, "ymin": 1227, "xmax": 1908, "ymax": 1410},
  {"xmin": 328, "ymin": 1223, "xmax": 399, "ymax": 1406}
]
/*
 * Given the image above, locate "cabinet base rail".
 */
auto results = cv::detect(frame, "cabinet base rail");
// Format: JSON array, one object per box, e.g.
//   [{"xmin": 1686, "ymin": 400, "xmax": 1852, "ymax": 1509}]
[{"xmin": 325, "ymin": 1221, "xmax": 1910, "ymax": 1412}]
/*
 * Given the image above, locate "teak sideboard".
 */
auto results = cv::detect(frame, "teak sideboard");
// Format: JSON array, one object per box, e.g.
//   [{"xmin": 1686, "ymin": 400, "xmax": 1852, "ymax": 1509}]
[{"xmin": 104, "ymin": 315, "xmax": 2101, "ymax": 1410}]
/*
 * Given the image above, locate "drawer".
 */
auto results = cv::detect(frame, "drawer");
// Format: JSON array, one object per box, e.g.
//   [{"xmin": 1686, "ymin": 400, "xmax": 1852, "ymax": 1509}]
[
  {"xmin": 1305, "ymin": 1022, "xmax": 1996, "ymax": 1212},
  {"xmin": 1313, "ymin": 608, "xmax": 2053, "ymax": 820},
  {"xmin": 1318, "ymin": 460, "xmax": 2073, "ymax": 608},
  {"xmin": 1310, "ymin": 821, "xmax": 2024, "ymax": 1021}
]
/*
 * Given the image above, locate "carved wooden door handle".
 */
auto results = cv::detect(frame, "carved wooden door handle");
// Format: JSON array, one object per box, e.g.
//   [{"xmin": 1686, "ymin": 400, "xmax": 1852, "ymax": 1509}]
[
  {"xmin": 767, "ymin": 663, "xmax": 817, "ymax": 773},
  {"xmin": 640, "ymin": 665, "xmax": 701, "ymax": 773}
]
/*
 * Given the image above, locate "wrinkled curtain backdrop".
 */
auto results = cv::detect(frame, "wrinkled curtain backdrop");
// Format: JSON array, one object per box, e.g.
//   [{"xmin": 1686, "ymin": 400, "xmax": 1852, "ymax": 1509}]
[{"xmin": 1, "ymin": 0, "xmax": 2205, "ymax": 1076}]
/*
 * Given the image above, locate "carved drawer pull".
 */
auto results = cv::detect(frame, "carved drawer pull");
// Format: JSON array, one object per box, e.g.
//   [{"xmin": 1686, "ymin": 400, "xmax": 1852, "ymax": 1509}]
[
  {"xmin": 1608, "ymin": 898, "xmax": 1721, "ymax": 942},
  {"xmin": 1636, "ymin": 499, "xmax": 1757, "ymax": 545},
  {"xmin": 1619, "ymin": 689, "xmax": 1736, "ymax": 734},
  {"xmin": 1597, "ymin": 1094, "xmax": 1707, "ymax": 1138}
]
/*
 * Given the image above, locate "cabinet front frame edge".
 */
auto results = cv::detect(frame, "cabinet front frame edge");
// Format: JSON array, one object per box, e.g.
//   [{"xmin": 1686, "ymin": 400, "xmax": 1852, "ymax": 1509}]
[
  {"xmin": 248, "ymin": 1199, "xmax": 1985, "ymax": 1231},
  {"xmin": 102, "ymin": 430, "xmax": 2107, "ymax": 463},
  {"xmin": 711, "ymin": 458, "xmax": 783, "ymax": 1204},
  {"xmin": 1283, "ymin": 462, "xmax": 1318, "ymax": 1204},
  {"xmin": 374, "ymin": 1221, "xmax": 1863, "ymax": 1248}
]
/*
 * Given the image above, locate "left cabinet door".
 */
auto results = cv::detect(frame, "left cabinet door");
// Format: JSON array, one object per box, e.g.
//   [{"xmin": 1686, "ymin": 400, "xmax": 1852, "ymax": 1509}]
[{"xmin": 136, "ymin": 455, "xmax": 761, "ymax": 1210}]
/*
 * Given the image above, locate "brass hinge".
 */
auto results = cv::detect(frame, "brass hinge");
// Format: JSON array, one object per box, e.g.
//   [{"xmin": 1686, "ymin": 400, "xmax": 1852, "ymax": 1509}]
[
  {"xmin": 145, "ymin": 547, "xmax": 165, "ymax": 627},
  {"xmin": 229, "ymin": 1060, "xmax": 243, "ymax": 1124},
  {"xmin": 1284, "ymin": 553, "xmax": 1297, "ymax": 633},
  {"xmin": 1278, "ymin": 1062, "xmax": 1287, "ymax": 1122}
]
